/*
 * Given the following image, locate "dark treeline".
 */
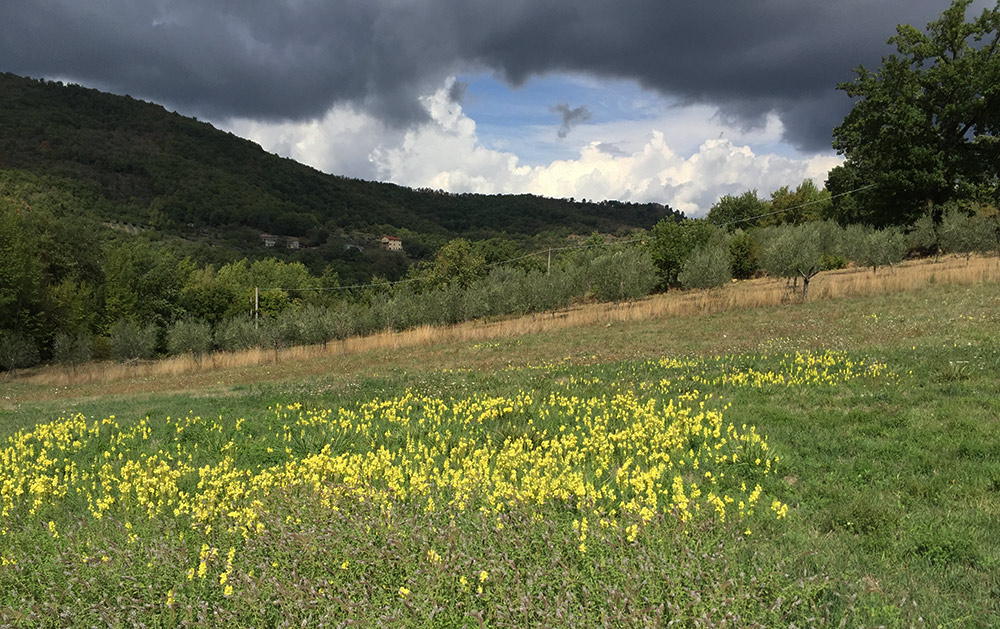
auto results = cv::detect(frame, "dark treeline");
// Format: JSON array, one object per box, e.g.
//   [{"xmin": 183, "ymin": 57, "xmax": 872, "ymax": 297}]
[
  {"xmin": 0, "ymin": 179, "xmax": 662, "ymax": 370},
  {"xmin": 4, "ymin": 171, "xmax": 998, "ymax": 375}
]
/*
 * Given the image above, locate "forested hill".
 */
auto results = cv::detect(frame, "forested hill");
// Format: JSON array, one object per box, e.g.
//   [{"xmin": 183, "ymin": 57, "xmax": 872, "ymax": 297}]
[{"xmin": 0, "ymin": 72, "xmax": 678, "ymax": 243}]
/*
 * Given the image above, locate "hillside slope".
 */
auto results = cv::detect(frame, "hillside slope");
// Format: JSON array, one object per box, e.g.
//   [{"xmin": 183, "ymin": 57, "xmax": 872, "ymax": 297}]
[{"xmin": 0, "ymin": 73, "xmax": 678, "ymax": 247}]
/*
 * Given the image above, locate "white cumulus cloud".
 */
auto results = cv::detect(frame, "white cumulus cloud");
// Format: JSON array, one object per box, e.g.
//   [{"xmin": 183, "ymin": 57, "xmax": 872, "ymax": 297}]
[{"xmin": 221, "ymin": 77, "xmax": 842, "ymax": 217}]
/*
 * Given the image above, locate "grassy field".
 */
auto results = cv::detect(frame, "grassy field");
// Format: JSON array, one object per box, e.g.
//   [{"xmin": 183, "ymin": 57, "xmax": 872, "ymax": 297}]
[{"xmin": 1, "ymin": 258, "xmax": 999, "ymax": 626}]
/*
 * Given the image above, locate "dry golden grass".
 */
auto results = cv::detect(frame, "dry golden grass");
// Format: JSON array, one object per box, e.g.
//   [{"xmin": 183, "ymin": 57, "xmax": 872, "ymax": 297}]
[{"xmin": 24, "ymin": 254, "xmax": 999, "ymax": 388}]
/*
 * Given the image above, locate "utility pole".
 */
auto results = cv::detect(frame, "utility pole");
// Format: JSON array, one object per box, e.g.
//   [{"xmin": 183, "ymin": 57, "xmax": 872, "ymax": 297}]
[
  {"xmin": 254, "ymin": 287, "xmax": 259, "ymax": 328},
  {"xmin": 547, "ymin": 248, "xmax": 552, "ymax": 275}
]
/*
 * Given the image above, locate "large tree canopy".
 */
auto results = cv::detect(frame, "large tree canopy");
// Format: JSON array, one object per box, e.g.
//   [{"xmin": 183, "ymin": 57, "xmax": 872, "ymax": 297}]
[{"xmin": 830, "ymin": 0, "xmax": 1000, "ymax": 226}]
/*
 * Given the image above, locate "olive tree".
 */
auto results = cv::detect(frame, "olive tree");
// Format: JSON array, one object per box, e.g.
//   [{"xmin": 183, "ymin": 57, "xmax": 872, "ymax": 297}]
[
  {"xmin": 110, "ymin": 320, "xmax": 158, "ymax": 362},
  {"xmin": 53, "ymin": 330, "xmax": 92, "ymax": 367},
  {"xmin": 166, "ymin": 319, "xmax": 213, "ymax": 363},
  {"xmin": 214, "ymin": 317, "xmax": 263, "ymax": 352},
  {"xmin": 677, "ymin": 242, "xmax": 732, "ymax": 290},
  {"xmin": 939, "ymin": 205, "xmax": 1000, "ymax": 260},
  {"xmin": 843, "ymin": 225, "xmax": 907, "ymax": 273},
  {"xmin": 759, "ymin": 223, "xmax": 824, "ymax": 299},
  {"xmin": 589, "ymin": 248, "xmax": 658, "ymax": 302}
]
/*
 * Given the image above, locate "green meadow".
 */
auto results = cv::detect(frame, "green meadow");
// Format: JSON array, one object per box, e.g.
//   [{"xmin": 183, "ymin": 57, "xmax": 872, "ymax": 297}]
[{"xmin": 1, "ymin": 275, "xmax": 998, "ymax": 627}]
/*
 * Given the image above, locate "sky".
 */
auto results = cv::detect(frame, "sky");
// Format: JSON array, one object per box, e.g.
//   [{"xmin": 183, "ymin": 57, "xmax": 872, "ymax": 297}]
[{"xmin": 0, "ymin": 1, "xmax": 987, "ymax": 216}]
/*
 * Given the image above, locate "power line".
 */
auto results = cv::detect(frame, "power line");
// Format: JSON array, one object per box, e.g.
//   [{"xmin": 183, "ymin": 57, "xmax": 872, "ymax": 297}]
[{"xmin": 718, "ymin": 183, "xmax": 877, "ymax": 228}]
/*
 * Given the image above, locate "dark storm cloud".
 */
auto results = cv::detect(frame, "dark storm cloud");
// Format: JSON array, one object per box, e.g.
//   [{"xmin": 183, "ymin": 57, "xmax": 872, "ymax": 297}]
[
  {"xmin": 447, "ymin": 80, "xmax": 469, "ymax": 104},
  {"xmin": 550, "ymin": 103, "xmax": 592, "ymax": 138},
  {"xmin": 0, "ymin": 1, "xmax": 967, "ymax": 149}
]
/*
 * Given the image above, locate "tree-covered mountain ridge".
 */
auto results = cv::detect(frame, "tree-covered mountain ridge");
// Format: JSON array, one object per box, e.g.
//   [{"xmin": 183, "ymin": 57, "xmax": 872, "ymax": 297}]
[{"xmin": 0, "ymin": 72, "xmax": 679, "ymax": 245}]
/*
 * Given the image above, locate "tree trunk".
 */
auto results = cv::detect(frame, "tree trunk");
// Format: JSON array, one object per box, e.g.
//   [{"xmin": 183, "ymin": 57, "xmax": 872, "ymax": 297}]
[{"xmin": 800, "ymin": 266, "xmax": 816, "ymax": 301}]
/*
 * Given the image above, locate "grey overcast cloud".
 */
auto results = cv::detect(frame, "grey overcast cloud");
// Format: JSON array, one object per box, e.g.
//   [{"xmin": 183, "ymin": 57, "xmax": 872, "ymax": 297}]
[{"xmin": 0, "ymin": 1, "xmax": 983, "ymax": 213}]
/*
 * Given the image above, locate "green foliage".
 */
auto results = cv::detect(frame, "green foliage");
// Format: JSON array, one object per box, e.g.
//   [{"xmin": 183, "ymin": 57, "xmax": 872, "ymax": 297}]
[
  {"xmin": 678, "ymin": 243, "xmax": 733, "ymax": 290},
  {"xmin": 706, "ymin": 190, "xmax": 768, "ymax": 230},
  {"xmin": 589, "ymin": 248, "xmax": 659, "ymax": 302},
  {"xmin": 0, "ymin": 199, "xmax": 42, "ymax": 335},
  {"xmin": 52, "ymin": 330, "xmax": 93, "ymax": 366},
  {"xmin": 939, "ymin": 204, "xmax": 1000, "ymax": 258},
  {"xmin": 824, "ymin": 164, "xmax": 868, "ymax": 226},
  {"xmin": 214, "ymin": 317, "xmax": 264, "ymax": 352},
  {"xmin": 0, "ymin": 330, "xmax": 40, "ymax": 374},
  {"xmin": 842, "ymin": 225, "xmax": 907, "ymax": 272},
  {"xmin": 102, "ymin": 241, "xmax": 184, "ymax": 329},
  {"xmin": 519, "ymin": 270, "xmax": 578, "ymax": 313},
  {"xmin": 109, "ymin": 320, "xmax": 159, "ymax": 362},
  {"xmin": 906, "ymin": 212, "xmax": 939, "ymax": 256},
  {"xmin": 166, "ymin": 320, "xmax": 213, "ymax": 360},
  {"xmin": 762, "ymin": 180, "xmax": 831, "ymax": 226},
  {"xmin": 178, "ymin": 266, "xmax": 236, "ymax": 326},
  {"xmin": 820, "ymin": 253, "xmax": 848, "ymax": 271},
  {"xmin": 647, "ymin": 218, "xmax": 717, "ymax": 288},
  {"xmin": 832, "ymin": 0, "xmax": 1000, "ymax": 225},
  {"xmin": 460, "ymin": 267, "xmax": 526, "ymax": 320},
  {"xmin": 296, "ymin": 304, "xmax": 338, "ymax": 347},
  {"xmin": 758, "ymin": 223, "xmax": 824, "ymax": 298},
  {"xmin": 46, "ymin": 278, "xmax": 98, "ymax": 339},
  {"xmin": 422, "ymin": 238, "xmax": 487, "ymax": 290},
  {"xmin": 727, "ymin": 230, "xmax": 760, "ymax": 280}
]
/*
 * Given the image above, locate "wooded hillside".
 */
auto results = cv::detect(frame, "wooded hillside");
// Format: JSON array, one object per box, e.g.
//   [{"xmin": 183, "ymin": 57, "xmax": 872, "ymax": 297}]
[{"xmin": 0, "ymin": 72, "xmax": 678, "ymax": 250}]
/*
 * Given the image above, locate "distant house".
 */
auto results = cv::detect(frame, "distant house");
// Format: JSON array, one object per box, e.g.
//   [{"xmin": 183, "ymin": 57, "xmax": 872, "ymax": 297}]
[
  {"xmin": 380, "ymin": 235, "xmax": 403, "ymax": 252},
  {"xmin": 344, "ymin": 243, "xmax": 365, "ymax": 252},
  {"xmin": 261, "ymin": 234, "xmax": 303, "ymax": 249}
]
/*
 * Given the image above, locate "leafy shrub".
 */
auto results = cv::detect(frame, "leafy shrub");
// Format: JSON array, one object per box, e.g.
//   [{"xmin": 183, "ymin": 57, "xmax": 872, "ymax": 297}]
[
  {"xmin": 820, "ymin": 253, "xmax": 848, "ymax": 270},
  {"xmin": 939, "ymin": 205, "xmax": 999, "ymax": 259},
  {"xmin": 214, "ymin": 317, "xmax": 263, "ymax": 352},
  {"xmin": 110, "ymin": 320, "xmax": 158, "ymax": 362},
  {"xmin": 906, "ymin": 212, "xmax": 938, "ymax": 257},
  {"xmin": 274, "ymin": 308, "xmax": 307, "ymax": 346},
  {"xmin": 0, "ymin": 329, "xmax": 40, "ymax": 373},
  {"xmin": 91, "ymin": 336, "xmax": 112, "ymax": 361},
  {"xmin": 53, "ymin": 330, "xmax": 93, "ymax": 365},
  {"xmin": 166, "ymin": 319, "xmax": 213, "ymax": 360},
  {"xmin": 589, "ymin": 248, "xmax": 658, "ymax": 302},
  {"xmin": 728, "ymin": 230, "xmax": 759, "ymax": 279},
  {"xmin": 297, "ymin": 304, "xmax": 337, "ymax": 347},
  {"xmin": 758, "ymin": 223, "xmax": 825, "ymax": 298},
  {"xmin": 462, "ymin": 267, "xmax": 525, "ymax": 320},
  {"xmin": 842, "ymin": 226, "xmax": 906, "ymax": 272},
  {"xmin": 678, "ymin": 243, "xmax": 732, "ymax": 290}
]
